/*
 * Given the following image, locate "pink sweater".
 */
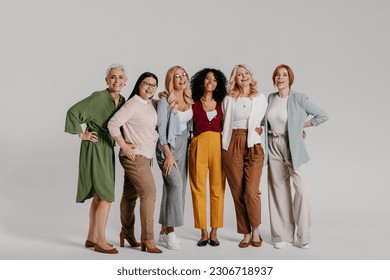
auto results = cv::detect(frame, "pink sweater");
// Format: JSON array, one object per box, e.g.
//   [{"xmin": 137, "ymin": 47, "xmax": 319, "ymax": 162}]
[{"xmin": 108, "ymin": 95, "xmax": 158, "ymax": 159}]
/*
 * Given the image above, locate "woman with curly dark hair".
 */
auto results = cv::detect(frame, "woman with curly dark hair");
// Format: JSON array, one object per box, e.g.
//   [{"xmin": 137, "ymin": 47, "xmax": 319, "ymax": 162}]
[{"xmin": 189, "ymin": 68, "xmax": 227, "ymax": 247}]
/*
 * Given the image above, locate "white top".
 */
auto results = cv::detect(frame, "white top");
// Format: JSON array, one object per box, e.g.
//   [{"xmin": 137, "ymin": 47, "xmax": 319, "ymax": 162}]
[
  {"xmin": 267, "ymin": 95, "xmax": 288, "ymax": 134},
  {"xmin": 222, "ymin": 94, "xmax": 268, "ymax": 150},
  {"xmin": 233, "ymin": 97, "xmax": 252, "ymax": 128},
  {"xmin": 206, "ymin": 110, "xmax": 217, "ymax": 121},
  {"xmin": 177, "ymin": 107, "xmax": 193, "ymax": 131}
]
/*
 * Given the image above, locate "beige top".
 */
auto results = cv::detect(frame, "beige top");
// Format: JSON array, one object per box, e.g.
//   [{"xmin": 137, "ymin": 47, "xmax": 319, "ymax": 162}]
[
  {"xmin": 108, "ymin": 95, "xmax": 158, "ymax": 159},
  {"xmin": 267, "ymin": 94, "xmax": 288, "ymax": 134}
]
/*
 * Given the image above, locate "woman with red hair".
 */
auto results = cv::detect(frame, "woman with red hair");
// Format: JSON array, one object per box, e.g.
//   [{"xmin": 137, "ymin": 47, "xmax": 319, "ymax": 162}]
[{"xmin": 264, "ymin": 64, "xmax": 328, "ymax": 249}]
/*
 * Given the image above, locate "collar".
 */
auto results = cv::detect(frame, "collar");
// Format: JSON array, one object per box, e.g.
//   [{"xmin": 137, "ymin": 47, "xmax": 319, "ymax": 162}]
[{"xmin": 134, "ymin": 94, "xmax": 149, "ymax": 106}]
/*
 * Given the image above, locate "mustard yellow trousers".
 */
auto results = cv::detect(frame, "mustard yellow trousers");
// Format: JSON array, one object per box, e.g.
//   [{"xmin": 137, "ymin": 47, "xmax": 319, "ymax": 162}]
[{"xmin": 189, "ymin": 131, "xmax": 225, "ymax": 229}]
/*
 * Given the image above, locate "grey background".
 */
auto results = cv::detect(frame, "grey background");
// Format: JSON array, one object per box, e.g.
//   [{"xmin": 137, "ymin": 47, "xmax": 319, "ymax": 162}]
[{"xmin": 0, "ymin": 0, "xmax": 389, "ymax": 260}]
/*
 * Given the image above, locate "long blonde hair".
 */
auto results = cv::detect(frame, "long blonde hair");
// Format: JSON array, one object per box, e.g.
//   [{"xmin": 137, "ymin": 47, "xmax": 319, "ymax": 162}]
[
  {"xmin": 164, "ymin": 65, "xmax": 193, "ymax": 111},
  {"xmin": 228, "ymin": 64, "xmax": 259, "ymax": 99}
]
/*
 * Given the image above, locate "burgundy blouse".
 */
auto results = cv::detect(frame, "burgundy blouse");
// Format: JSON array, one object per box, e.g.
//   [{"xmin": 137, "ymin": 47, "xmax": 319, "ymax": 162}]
[{"xmin": 192, "ymin": 101, "xmax": 223, "ymax": 137}]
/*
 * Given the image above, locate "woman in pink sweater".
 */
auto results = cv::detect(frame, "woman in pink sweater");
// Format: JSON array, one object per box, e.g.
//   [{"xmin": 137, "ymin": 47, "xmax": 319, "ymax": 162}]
[{"xmin": 108, "ymin": 72, "xmax": 162, "ymax": 253}]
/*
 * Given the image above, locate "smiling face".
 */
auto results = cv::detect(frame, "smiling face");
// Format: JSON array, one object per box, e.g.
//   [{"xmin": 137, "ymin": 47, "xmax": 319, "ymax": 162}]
[
  {"xmin": 105, "ymin": 68, "xmax": 127, "ymax": 94},
  {"xmin": 172, "ymin": 68, "xmax": 188, "ymax": 91},
  {"xmin": 203, "ymin": 71, "xmax": 217, "ymax": 93},
  {"xmin": 274, "ymin": 67, "xmax": 290, "ymax": 91},
  {"xmin": 235, "ymin": 66, "xmax": 252, "ymax": 88},
  {"xmin": 139, "ymin": 77, "xmax": 157, "ymax": 100}
]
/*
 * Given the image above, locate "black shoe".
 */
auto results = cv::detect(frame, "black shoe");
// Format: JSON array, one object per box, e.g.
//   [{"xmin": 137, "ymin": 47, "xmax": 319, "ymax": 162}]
[
  {"xmin": 197, "ymin": 239, "xmax": 208, "ymax": 247},
  {"xmin": 208, "ymin": 239, "xmax": 220, "ymax": 247}
]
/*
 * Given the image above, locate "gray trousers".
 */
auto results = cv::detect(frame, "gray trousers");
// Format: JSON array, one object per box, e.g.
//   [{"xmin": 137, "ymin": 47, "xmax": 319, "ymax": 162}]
[
  {"xmin": 156, "ymin": 133, "xmax": 189, "ymax": 227},
  {"xmin": 268, "ymin": 132, "xmax": 311, "ymax": 245}
]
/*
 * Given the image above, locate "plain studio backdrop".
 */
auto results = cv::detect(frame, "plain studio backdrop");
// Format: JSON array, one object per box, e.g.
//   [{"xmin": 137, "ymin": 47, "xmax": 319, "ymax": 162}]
[{"xmin": 0, "ymin": 0, "xmax": 389, "ymax": 261}]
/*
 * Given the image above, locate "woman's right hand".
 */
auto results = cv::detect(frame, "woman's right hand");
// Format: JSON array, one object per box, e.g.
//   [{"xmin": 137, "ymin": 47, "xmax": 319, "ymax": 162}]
[
  {"xmin": 122, "ymin": 142, "xmax": 136, "ymax": 161},
  {"xmin": 163, "ymin": 155, "xmax": 178, "ymax": 176},
  {"xmin": 78, "ymin": 130, "xmax": 98, "ymax": 143}
]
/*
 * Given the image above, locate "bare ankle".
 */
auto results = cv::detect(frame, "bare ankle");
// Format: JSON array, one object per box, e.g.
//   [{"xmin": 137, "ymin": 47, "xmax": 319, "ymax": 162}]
[
  {"xmin": 200, "ymin": 229, "xmax": 208, "ymax": 240},
  {"xmin": 165, "ymin": 227, "xmax": 174, "ymax": 234},
  {"xmin": 210, "ymin": 228, "xmax": 218, "ymax": 240}
]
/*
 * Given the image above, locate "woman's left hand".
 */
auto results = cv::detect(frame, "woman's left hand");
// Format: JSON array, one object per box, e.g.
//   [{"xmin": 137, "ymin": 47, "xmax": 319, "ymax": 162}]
[
  {"xmin": 255, "ymin": 127, "xmax": 263, "ymax": 135},
  {"xmin": 158, "ymin": 91, "xmax": 168, "ymax": 99}
]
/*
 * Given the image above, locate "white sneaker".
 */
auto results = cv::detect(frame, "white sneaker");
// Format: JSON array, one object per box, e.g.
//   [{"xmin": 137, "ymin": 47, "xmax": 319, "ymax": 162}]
[
  {"xmin": 299, "ymin": 242, "xmax": 311, "ymax": 249},
  {"xmin": 274, "ymin": 241, "xmax": 293, "ymax": 249},
  {"xmin": 163, "ymin": 232, "xmax": 181, "ymax": 250},
  {"xmin": 159, "ymin": 232, "xmax": 181, "ymax": 245},
  {"xmin": 158, "ymin": 233, "xmax": 165, "ymax": 244}
]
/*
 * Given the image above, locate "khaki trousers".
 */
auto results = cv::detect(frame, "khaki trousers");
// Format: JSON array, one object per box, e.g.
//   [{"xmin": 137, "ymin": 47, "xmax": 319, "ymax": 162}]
[
  {"xmin": 222, "ymin": 129, "xmax": 264, "ymax": 234},
  {"xmin": 189, "ymin": 131, "xmax": 225, "ymax": 229},
  {"xmin": 119, "ymin": 155, "xmax": 156, "ymax": 240},
  {"xmin": 268, "ymin": 132, "xmax": 310, "ymax": 245}
]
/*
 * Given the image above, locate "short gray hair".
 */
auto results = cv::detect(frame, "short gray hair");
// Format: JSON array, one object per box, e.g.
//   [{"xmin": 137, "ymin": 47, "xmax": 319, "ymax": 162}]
[{"xmin": 106, "ymin": 63, "xmax": 127, "ymax": 77}]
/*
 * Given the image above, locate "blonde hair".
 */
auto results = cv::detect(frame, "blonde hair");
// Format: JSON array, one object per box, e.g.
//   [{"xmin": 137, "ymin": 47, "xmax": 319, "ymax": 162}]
[
  {"xmin": 228, "ymin": 64, "xmax": 259, "ymax": 99},
  {"xmin": 164, "ymin": 66, "xmax": 193, "ymax": 111}
]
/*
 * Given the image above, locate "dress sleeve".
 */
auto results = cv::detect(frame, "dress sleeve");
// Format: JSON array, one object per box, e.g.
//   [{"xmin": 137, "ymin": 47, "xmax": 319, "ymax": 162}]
[{"xmin": 64, "ymin": 93, "xmax": 97, "ymax": 134}]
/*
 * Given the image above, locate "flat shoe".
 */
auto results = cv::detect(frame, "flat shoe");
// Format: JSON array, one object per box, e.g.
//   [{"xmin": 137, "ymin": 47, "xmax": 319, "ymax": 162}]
[
  {"xmin": 85, "ymin": 240, "xmax": 95, "ymax": 248},
  {"xmin": 208, "ymin": 239, "xmax": 220, "ymax": 247},
  {"xmin": 197, "ymin": 239, "xmax": 208, "ymax": 247},
  {"xmin": 94, "ymin": 244, "xmax": 118, "ymax": 254},
  {"xmin": 251, "ymin": 235, "xmax": 263, "ymax": 247},
  {"xmin": 85, "ymin": 240, "xmax": 113, "ymax": 248},
  {"xmin": 238, "ymin": 240, "xmax": 250, "ymax": 248}
]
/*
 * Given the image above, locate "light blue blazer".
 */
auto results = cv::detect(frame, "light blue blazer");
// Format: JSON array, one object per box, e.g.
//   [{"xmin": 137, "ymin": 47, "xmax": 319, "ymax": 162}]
[
  {"xmin": 156, "ymin": 97, "xmax": 192, "ymax": 159},
  {"xmin": 264, "ymin": 90, "xmax": 329, "ymax": 170}
]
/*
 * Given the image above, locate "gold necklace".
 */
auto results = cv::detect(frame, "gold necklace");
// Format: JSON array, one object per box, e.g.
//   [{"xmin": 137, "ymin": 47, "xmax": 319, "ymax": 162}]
[{"xmin": 240, "ymin": 97, "xmax": 249, "ymax": 108}]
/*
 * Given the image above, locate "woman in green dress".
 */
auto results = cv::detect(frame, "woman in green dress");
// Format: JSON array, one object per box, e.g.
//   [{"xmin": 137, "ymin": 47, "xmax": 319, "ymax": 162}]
[{"xmin": 65, "ymin": 64, "xmax": 127, "ymax": 254}]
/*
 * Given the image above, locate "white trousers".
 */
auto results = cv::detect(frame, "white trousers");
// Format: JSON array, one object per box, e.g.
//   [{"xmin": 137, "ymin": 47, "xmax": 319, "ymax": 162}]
[{"xmin": 268, "ymin": 132, "xmax": 311, "ymax": 245}]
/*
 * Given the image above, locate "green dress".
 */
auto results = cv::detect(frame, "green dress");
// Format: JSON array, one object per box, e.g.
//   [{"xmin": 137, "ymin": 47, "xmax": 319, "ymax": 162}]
[{"xmin": 65, "ymin": 89, "xmax": 125, "ymax": 203}]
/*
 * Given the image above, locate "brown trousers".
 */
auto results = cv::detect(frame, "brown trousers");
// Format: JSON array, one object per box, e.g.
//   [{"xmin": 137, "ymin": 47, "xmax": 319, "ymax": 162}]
[
  {"xmin": 222, "ymin": 129, "xmax": 264, "ymax": 234},
  {"xmin": 119, "ymin": 155, "xmax": 156, "ymax": 240}
]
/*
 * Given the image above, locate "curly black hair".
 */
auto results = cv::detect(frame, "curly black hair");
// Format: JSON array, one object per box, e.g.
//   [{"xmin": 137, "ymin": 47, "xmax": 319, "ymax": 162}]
[{"xmin": 190, "ymin": 68, "xmax": 227, "ymax": 104}]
